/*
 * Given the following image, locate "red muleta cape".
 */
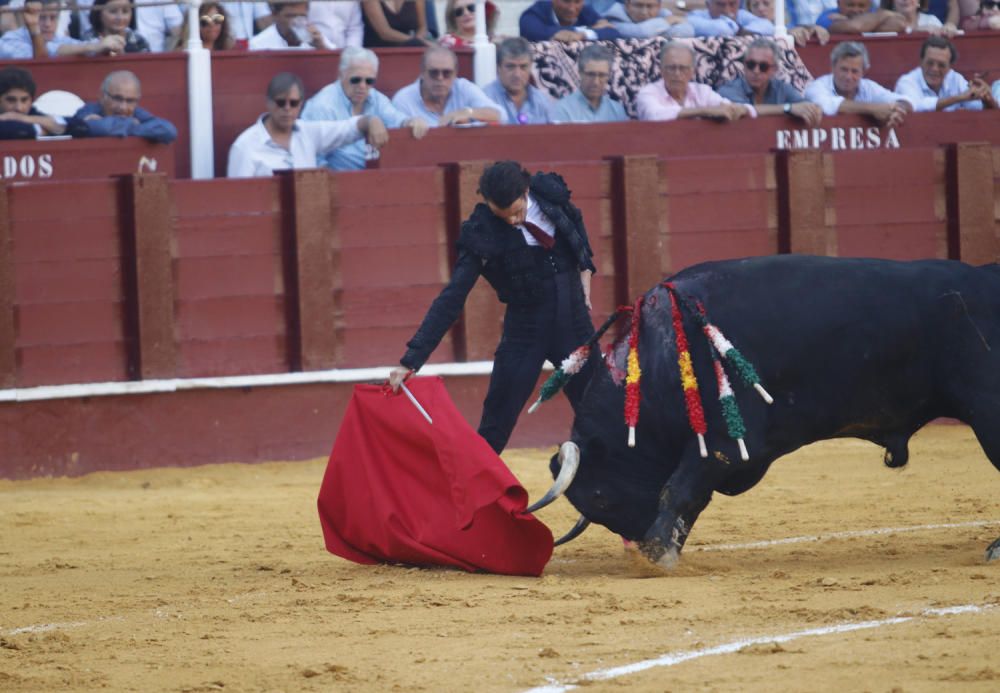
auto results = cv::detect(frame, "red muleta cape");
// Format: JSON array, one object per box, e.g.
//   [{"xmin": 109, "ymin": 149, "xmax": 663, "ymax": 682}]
[{"xmin": 317, "ymin": 376, "xmax": 554, "ymax": 576}]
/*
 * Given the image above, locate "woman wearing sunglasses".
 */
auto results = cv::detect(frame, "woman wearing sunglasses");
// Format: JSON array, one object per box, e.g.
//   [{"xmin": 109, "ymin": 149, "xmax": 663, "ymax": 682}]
[
  {"xmin": 168, "ymin": 3, "xmax": 235, "ymax": 50},
  {"xmin": 440, "ymin": 0, "xmax": 498, "ymax": 48},
  {"xmin": 961, "ymin": 0, "xmax": 1000, "ymax": 28},
  {"xmin": 83, "ymin": 0, "xmax": 150, "ymax": 53}
]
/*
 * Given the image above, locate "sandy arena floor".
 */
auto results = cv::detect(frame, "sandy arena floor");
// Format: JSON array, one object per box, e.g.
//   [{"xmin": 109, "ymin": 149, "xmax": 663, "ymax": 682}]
[{"xmin": 1, "ymin": 424, "xmax": 999, "ymax": 692}]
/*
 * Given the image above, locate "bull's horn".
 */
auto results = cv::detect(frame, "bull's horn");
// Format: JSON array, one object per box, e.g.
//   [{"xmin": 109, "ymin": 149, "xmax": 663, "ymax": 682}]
[
  {"xmin": 525, "ymin": 441, "xmax": 580, "ymax": 514},
  {"xmin": 554, "ymin": 515, "xmax": 591, "ymax": 546}
]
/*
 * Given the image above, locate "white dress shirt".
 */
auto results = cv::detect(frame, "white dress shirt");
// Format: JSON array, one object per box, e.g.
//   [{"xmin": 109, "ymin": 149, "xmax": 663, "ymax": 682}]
[
  {"xmin": 518, "ymin": 194, "xmax": 556, "ymax": 246},
  {"xmin": 248, "ymin": 24, "xmax": 313, "ymax": 51},
  {"xmin": 894, "ymin": 67, "xmax": 983, "ymax": 112},
  {"xmin": 223, "ymin": 1, "xmax": 271, "ymax": 41},
  {"xmin": 135, "ymin": 0, "xmax": 184, "ymax": 53},
  {"xmin": 227, "ymin": 115, "xmax": 363, "ymax": 178},
  {"xmin": 804, "ymin": 74, "xmax": 913, "ymax": 116},
  {"xmin": 308, "ymin": 1, "xmax": 363, "ymax": 49}
]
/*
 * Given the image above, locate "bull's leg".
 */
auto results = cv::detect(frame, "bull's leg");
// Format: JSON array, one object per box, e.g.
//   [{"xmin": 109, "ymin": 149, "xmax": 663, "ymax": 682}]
[
  {"xmin": 637, "ymin": 449, "xmax": 718, "ymax": 569},
  {"xmin": 960, "ymin": 396, "xmax": 1000, "ymax": 561}
]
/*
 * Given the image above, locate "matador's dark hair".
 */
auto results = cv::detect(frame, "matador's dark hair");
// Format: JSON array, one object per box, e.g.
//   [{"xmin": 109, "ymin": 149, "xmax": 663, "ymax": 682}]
[{"xmin": 478, "ymin": 160, "xmax": 530, "ymax": 208}]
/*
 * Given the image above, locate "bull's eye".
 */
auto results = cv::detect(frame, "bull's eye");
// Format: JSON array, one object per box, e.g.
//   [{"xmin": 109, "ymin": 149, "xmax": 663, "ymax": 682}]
[{"xmin": 591, "ymin": 488, "xmax": 611, "ymax": 511}]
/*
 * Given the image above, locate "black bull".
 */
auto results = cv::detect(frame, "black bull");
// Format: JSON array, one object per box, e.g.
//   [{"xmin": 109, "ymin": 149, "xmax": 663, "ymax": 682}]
[{"xmin": 544, "ymin": 255, "xmax": 1000, "ymax": 568}]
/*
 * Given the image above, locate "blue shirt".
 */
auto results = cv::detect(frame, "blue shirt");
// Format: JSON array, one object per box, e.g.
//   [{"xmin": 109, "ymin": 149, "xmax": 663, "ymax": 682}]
[
  {"xmin": 717, "ymin": 74, "xmax": 805, "ymax": 105},
  {"xmin": 894, "ymin": 67, "xmax": 983, "ymax": 112},
  {"xmin": 519, "ymin": 0, "xmax": 621, "ymax": 41},
  {"xmin": 302, "ymin": 81, "xmax": 410, "ymax": 170},
  {"xmin": 0, "ymin": 26, "xmax": 80, "ymax": 59},
  {"xmin": 71, "ymin": 102, "xmax": 178, "ymax": 144},
  {"xmin": 482, "ymin": 81, "xmax": 554, "ymax": 125},
  {"xmin": 391, "ymin": 77, "xmax": 504, "ymax": 126},
  {"xmin": 551, "ymin": 90, "xmax": 628, "ymax": 123},
  {"xmin": 687, "ymin": 9, "xmax": 774, "ymax": 36}
]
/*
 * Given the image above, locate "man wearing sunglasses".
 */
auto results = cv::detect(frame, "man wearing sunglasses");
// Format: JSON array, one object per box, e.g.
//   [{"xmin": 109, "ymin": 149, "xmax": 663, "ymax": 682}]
[
  {"xmin": 302, "ymin": 46, "xmax": 428, "ymax": 170},
  {"xmin": 228, "ymin": 71, "xmax": 388, "ymax": 178},
  {"xmin": 961, "ymin": 0, "xmax": 1000, "ymax": 28},
  {"xmin": 69, "ymin": 70, "xmax": 177, "ymax": 143},
  {"xmin": 392, "ymin": 45, "xmax": 502, "ymax": 127},
  {"xmin": 717, "ymin": 38, "xmax": 823, "ymax": 126},
  {"xmin": 388, "ymin": 160, "xmax": 597, "ymax": 455},
  {"xmin": 894, "ymin": 36, "xmax": 996, "ymax": 111}
]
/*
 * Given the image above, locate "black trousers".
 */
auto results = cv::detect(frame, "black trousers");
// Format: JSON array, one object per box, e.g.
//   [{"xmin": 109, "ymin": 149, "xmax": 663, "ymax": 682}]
[{"xmin": 478, "ymin": 272, "xmax": 595, "ymax": 454}]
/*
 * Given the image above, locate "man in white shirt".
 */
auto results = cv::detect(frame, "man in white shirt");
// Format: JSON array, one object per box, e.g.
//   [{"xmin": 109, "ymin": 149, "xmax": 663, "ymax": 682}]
[
  {"xmin": 135, "ymin": 0, "xmax": 184, "ymax": 53},
  {"xmin": 228, "ymin": 72, "xmax": 389, "ymax": 178},
  {"xmin": 308, "ymin": 0, "xmax": 363, "ymax": 49},
  {"xmin": 223, "ymin": 1, "xmax": 272, "ymax": 45},
  {"xmin": 250, "ymin": 1, "xmax": 327, "ymax": 50},
  {"xmin": 894, "ymin": 36, "xmax": 996, "ymax": 112},
  {"xmin": 804, "ymin": 41, "xmax": 913, "ymax": 127}
]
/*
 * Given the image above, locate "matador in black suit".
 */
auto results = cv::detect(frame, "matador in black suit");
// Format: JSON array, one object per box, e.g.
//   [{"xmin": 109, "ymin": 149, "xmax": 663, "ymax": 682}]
[{"xmin": 389, "ymin": 160, "xmax": 597, "ymax": 454}]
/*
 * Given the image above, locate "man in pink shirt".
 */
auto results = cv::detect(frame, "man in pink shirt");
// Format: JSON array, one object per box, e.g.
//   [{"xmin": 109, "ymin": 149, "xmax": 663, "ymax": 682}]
[{"xmin": 636, "ymin": 41, "xmax": 755, "ymax": 121}]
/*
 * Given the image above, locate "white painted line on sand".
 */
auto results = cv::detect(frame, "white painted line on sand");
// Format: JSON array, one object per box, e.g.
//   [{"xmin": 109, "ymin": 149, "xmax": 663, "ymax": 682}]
[
  {"xmin": 692, "ymin": 520, "xmax": 1000, "ymax": 553},
  {"xmin": 525, "ymin": 602, "xmax": 997, "ymax": 693}
]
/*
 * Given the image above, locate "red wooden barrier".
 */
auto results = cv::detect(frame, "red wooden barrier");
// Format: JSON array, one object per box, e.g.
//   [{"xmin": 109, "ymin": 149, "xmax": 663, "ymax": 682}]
[
  {"xmin": 375, "ymin": 111, "xmax": 1000, "ymax": 169},
  {"xmin": 0, "ymin": 138, "xmax": 173, "ymax": 180},
  {"xmin": 8, "ymin": 179, "xmax": 127, "ymax": 387}
]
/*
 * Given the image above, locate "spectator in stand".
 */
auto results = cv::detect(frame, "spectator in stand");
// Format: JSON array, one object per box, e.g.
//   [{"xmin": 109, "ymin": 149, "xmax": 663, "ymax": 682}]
[
  {"xmin": 961, "ymin": 0, "xmax": 1000, "ymax": 28},
  {"xmin": 440, "ymin": 0, "xmax": 497, "ymax": 48},
  {"xmin": 519, "ymin": 0, "xmax": 622, "ymax": 42},
  {"xmin": 392, "ymin": 45, "xmax": 503, "ymax": 126},
  {"xmin": 168, "ymin": 2, "xmax": 236, "ymax": 51},
  {"xmin": 309, "ymin": 0, "xmax": 363, "ymax": 48},
  {"xmin": 880, "ymin": 0, "xmax": 957, "ymax": 32},
  {"xmin": 687, "ymin": 0, "xmax": 774, "ymax": 36},
  {"xmin": 251, "ymin": 1, "xmax": 327, "ymax": 49},
  {"xmin": 748, "ymin": 0, "xmax": 829, "ymax": 45},
  {"xmin": 483, "ymin": 38, "xmax": 554, "ymax": 125},
  {"xmin": 0, "ymin": 0, "xmax": 124, "ymax": 58},
  {"xmin": 0, "ymin": 66, "xmax": 65, "ymax": 138},
  {"xmin": 816, "ymin": 0, "xmax": 907, "ymax": 33},
  {"xmin": 637, "ymin": 40, "xmax": 755, "ymax": 121},
  {"xmin": 602, "ymin": 0, "xmax": 694, "ymax": 38},
  {"xmin": 894, "ymin": 36, "xmax": 996, "ymax": 110},
  {"xmin": 552, "ymin": 43, "xmax": 628, "ymax": 122},
  {"xmin": 3, "ymin": 0, "xmax": 71, "ymax": 37},
  {"xmin": 70, "ymin": 70, "xmax": 177, "ymax": 143},
  {"xmin": 362, "ymin": 0, "xmax": 431, "ymax": 47},
  {"xmin": 302, "ymin": 46, "xmax": 428, "ymax": 170},
  {"xmin": 805, "ymin": 41, "xmax": 912, "ymax": 126},
  {"xmin": 135, "ymin": 0, "xmax": 184, "ymax": 52},
  {"xmin": 717, "ymin": 38, "xmax": 823, "ymax": 125},
  {"xmin": 84, "ymin": 0, "xmax": 150, "ymax": 52},
  {"xmin": 223, "ymin": 1, "xmax": 271, "ymax": 47},
  {"xmin": 229, "ymin": 72, "xmax": 389, "ymax": 177}
]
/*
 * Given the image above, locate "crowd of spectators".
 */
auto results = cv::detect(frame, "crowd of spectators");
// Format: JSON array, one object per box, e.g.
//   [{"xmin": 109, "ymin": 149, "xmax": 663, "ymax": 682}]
[{"xmin": 0, "ymin": 0, "xmax": 997, "ymax": 173}]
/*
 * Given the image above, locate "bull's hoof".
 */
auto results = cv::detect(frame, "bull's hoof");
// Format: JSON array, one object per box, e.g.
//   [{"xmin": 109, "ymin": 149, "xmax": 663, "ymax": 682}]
[
  {"xmin": 637, "ymin": 538, "xmax": 680, "ymax": 570},
  {"xmin": 986, "ymin": 538, "xmax": 1000, "ymax": 562}
]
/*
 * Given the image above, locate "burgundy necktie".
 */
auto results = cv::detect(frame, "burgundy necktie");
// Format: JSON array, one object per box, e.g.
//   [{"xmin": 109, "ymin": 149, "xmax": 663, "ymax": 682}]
[{"xmin": 522, "ymin": 221, "xmax": 555, "ymax": 249}]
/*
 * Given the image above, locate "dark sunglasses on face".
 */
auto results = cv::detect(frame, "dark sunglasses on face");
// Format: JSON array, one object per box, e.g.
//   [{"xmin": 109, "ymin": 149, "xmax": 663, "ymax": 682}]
[
  {"xmin": 453, "ymin": 3, "xmax": 475, "ymax": 17},
  {"xmin": 745, "ymin": 59, "xmax": 773, "ymax": 72},
  {"xmin": 273, "ymin": 98, "xmax": 301, "ymax": 108},
  {"xmin": 427, "ymin": 68, "xmax": 455, "ymax": 79},
  {"xmin": 200, "ymin": 13, "xmax": 225, "ymax": 26},
  {"xmin": 349, "ymin": 76, "xmax": 376, "ymax": 85}
]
